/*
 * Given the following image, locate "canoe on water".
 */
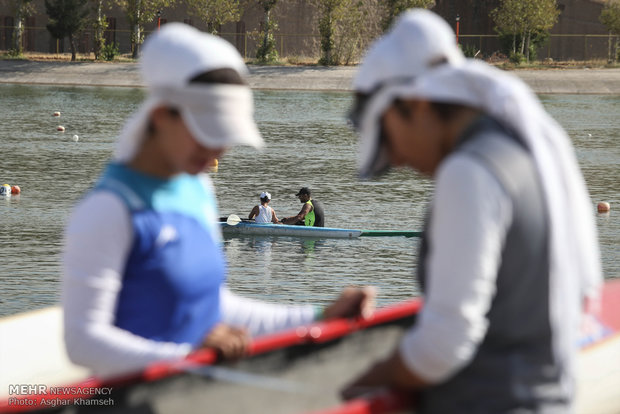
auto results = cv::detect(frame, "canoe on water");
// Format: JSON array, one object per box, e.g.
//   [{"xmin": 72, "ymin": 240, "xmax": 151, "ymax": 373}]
[
  {"xmin": 219, "ymin": 219, "xmax": 422, "ymax": 239},
  {"xmin": 1, "ymin": 279, "xmax": 619, "ymax": 414}
]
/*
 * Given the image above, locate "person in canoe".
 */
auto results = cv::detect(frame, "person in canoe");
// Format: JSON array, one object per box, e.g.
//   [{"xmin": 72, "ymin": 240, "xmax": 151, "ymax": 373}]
[
  {"xmin": 61, "ymin": 23, "xmax": 375, "ymax": 380},
  {"xmin": 341, "ymin": 9, "xmax": 602, "ymax": 413},
  {"xmin": 281, "ymin": 187, "xmax": 325, "ymax": 227},
  {"xmin": 248, "ymin": 191, "xmax": 280, "ymax": 223}
]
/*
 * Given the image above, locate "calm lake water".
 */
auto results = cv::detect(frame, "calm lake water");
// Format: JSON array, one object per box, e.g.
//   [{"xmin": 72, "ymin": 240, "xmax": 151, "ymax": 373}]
[{"xmin": 0, "ymin": 84, "xmax": 618, "ymax": 317}]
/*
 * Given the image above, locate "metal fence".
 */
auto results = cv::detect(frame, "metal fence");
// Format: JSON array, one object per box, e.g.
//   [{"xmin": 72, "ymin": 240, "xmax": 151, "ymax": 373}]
[
  {"xmin": 0, "ymin": 25, "xmax": 618, "ymax": 63},
  {"xmin": 459, "ymin": 33, "xmax": 619, "ymax": 62}
]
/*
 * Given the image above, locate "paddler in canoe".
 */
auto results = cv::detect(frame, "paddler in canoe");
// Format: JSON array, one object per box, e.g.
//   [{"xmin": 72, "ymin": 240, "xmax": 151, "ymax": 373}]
[
  {"xmin": 341, "ymin": 9, "xmax": 602, "ymax": 414},
  {"xmin": 248, "ymin": 191, "xmax": 281, "ymax": 223},
  {"xmin": 281, "ymin": 187, "xmax": 325, "ymax": 227},
  {"xmin": 61, "ymin": 23, "xmax": 375, "ymax": 380}
]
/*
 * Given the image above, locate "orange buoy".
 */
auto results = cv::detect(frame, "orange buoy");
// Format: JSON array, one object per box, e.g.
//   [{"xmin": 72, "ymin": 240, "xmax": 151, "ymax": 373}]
[
  {"xmin": 597, "ymin": 202, "xmax": 610, "ymax": 213},
  {"xmin": 57, "ymin": 126, "xmax": 65, "ymax": 132},
  {"xmin": 11, "ymin": 185, "xmax": 20, "ymax": 195},
  {"xmin": 53, "ymin": 111, "xmax": 61, "ymax": 117}
]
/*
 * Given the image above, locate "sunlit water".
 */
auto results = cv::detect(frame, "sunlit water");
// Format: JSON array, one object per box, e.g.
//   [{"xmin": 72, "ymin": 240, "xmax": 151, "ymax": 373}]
[{"xmin": 0, "ymin": 85, "xmax": 618, "ymax": 317}]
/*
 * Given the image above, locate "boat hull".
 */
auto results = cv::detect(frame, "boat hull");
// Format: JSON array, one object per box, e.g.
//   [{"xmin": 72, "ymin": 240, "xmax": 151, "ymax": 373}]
[
  {"xmin": 2, "ymin": 280, "xmax": 619, "ymax": 414},
  {"xmin": 221, "ymin": 222, "xmax": 363, "ymax": 238}
]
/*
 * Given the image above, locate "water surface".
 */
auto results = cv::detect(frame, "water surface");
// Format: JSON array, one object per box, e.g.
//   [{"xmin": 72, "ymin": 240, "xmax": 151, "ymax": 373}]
[{"xmin": 0, "ymin": 85, "xmax": 617, "ymax": 316}]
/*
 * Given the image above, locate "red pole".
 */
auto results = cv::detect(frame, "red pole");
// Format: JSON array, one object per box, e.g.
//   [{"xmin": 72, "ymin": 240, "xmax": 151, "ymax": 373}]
[
  {"xmin": 158, "ymin": 18, "xmax": 161, "ymax": 31},
  {"xmin": 456, "ymin": 15, "xmax": 460, "ymax": 45}
]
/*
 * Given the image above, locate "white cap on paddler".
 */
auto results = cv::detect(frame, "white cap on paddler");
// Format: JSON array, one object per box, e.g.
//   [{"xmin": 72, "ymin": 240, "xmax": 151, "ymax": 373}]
[
  {"xmin": 351, "ymin": 9, "xmax": 464, "ymax": 179},
  {"xmin": 114, "ymin": 23, "xmax": 263, "ymax": 162}
]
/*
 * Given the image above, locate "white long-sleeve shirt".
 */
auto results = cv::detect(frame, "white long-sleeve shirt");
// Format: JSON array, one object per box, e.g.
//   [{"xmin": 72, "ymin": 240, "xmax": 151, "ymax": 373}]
[
  {"xmin": 399, "ymin": 153, "xmax": 513, "ymax": 383},
  {"xmin": 62, "ymin": 191, "xmax": 316, "ymax": 379}
]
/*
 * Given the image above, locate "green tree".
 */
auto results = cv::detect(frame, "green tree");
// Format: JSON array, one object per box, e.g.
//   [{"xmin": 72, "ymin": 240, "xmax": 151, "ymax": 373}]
[
  {"xmin": 186, "ymin": 0, "xmax": 241, "ymax": 35},
  {"xmin": 256, "ymin": 0, "xmax": 279, "ymax": 63},
  {"xmin": 91, "ymin": 0, "xmax": 109, "ymax": 60},
  {"xmin": 332, "ymin": 0, "xmax": 382, "ymax": 65},
  {"xmin": 6, "ymin": 0, "xmax": 36, "ymax": 56},
  {"xmin": 313, "ymin": 0, "xmax": 348, "ymax": 65},
  {"xmin": 492, "ymin": 0, "xmax": 559, "ymax": 62},
  {"xmin": 382, "ymin": 0, "xmax": 435, "ymax": 31},
  {"xmin": 45, "ymin": 0, "xmax": 90, "ymax": 61},
  {"xmin": 600, "ymin": 0, "xmax": 620, "ymax": 62},
  {"xmin": 116, "ymin": 0, "xmax": 175, "ymax": 59}
]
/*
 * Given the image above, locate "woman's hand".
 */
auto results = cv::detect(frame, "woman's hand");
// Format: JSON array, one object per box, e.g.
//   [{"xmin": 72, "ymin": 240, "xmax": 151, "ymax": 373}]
[
  {"xmin": 323, "ymin": 286, "xmax": 377, "ymax": 320},
  {"xmin": 201, "ymin": 323, "xmax": 251, "ymax": 360}
]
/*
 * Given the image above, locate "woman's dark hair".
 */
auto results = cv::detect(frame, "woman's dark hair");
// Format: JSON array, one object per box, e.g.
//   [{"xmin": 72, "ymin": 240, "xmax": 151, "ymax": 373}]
[
  {"xmin": 189, "ymin": 68, "xmax": 246, "ymax": 85},
  {"xmin": 260, "ymin": 196, "xmax": 270, "ymax": 203},
  {"xmin": 392, "ymin": 99, "xmax": 468, "ymax": 122},
  {"xmin": 429, "ymin": 102, "xmax": 468, "ymax": 121}
]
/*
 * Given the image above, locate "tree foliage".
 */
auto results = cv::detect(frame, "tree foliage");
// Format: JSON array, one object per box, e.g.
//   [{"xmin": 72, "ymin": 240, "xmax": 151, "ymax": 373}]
[
  {"xmin": 91, "ymin": 0, "xmax": 109, "ymax": 60},
  {"xmin": 601, "ymin": 0, "xmax": 620, "ymax": 34},
  {"xmin": 600, "ymin": 0, "xmax": 620, "ymax": 62},
  {"xmin": 45, "ymin": 0, "xmax": 90, "ymax": 61},
  {"xmin": 6, "ymin": 0, "xmax": 36, "ymax": 55},
  {"xmin": 115, "ymin": 0, "xmax": 175, "ymax": 58},
  {"xmin": 186, "ymin": 0, "xmax": 241, "ymax": 35},
  {"xmin": 313, "ymin": 0, "xmax": 348, "ymax": 65},
  {"xmin": 256, "ymin": 0, "xmax": 279, "ymax": 63},
  {"xmin": 332, "ymin": 0, "xmax": 382, "ymax": 65},
  {"xmin": 382, "ymin": 0, "xmax": 434, "ymax": 31},
  {"xmin": 491, "ymin": 0, "xmax": 560, "ymax": 62}
]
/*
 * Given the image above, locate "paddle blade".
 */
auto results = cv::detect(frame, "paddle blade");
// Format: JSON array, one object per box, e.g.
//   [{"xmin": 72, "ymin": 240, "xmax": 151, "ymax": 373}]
[{"xmin": 226, "ymin": 214, "xmax": 242, "ymax": 225}]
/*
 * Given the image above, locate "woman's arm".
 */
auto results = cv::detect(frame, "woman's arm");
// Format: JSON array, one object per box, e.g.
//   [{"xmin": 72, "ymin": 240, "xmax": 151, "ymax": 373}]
[
  {"xmin": 62, "ymin": 192, "xmax": 192, "ymax": 379},
  {"xmin": 219, "ymin": 287, "xmax": 316, "ymax": 337},
  {"xmin": 343, "ymin": 155, "xmax": 511, "ymax": 395},
  {"xmin": 248, "ymin": 205, "xmax": 259, "ymax": 220}
]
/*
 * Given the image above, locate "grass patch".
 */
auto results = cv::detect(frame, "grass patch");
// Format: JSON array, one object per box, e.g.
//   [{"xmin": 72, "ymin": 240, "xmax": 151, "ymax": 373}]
[
  {"xmin": 0, "ymin": 51, "xmax": 136, "ymax": 62},
  {"xmin": 493, "ymin": 58, "xmax": 619, "ymax": 70},
  {"xmin": 2, "ymin": 50, "xmax": 618, "ymax": 69}
]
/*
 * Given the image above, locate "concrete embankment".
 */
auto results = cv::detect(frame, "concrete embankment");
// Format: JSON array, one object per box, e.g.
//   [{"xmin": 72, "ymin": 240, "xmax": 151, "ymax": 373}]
[{"xmin": 0, "ymin": 60, "xmax": 619, "ymax": 94}]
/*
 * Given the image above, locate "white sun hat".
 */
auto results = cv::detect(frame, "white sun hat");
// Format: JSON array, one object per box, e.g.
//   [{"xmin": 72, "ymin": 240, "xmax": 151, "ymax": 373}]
[
  {"xmin": 114, "ymin": 23, "xmax": 263, "ymax": 162},
  {"xmin": 260, "ymin": 192, "xmax": 271, "ymax": 200},
  {"xmin": 351, "ymin": 9, "xmax": 464, "ymax": 178}
]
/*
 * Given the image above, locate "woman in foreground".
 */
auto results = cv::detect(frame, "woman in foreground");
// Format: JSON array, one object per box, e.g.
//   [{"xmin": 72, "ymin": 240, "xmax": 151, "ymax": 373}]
[{"xmin": 62, "ymin": 23, "xmax": 374, "ymax": 379}]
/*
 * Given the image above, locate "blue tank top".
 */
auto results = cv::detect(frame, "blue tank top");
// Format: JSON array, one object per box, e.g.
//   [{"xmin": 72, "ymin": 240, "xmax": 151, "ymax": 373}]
[{"xmin": 94, "ymin": 163, "xmax": 226, "ymax": 347}]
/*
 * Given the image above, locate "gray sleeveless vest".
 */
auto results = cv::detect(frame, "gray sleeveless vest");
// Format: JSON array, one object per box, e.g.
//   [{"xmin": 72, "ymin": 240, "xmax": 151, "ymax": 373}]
[{"xmin": 416, "ymin": 117, "xmax": 568, "ymax": 413}]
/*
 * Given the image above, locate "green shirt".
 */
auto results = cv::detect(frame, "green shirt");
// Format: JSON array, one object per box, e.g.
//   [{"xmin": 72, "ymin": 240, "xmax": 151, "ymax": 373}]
[{"xmin": 304, "ymin": 200, "xmax": 315, "ymax": 227}]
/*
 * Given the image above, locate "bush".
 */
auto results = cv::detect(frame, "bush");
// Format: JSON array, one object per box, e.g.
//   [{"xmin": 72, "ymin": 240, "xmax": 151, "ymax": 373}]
[
  {"xmin": 100, "ymin": 42, "xmax": 119, "ymax": 61},
  {"xmin": 7, "ymin": 49, "xmax": 22, "ymax": 58},
  {"xmin": 460, "ymin": 43, "xmax": 480, "ymax": 58},
  {"xmin": 499, "ymin": 30, "xmax": 549, "ymax": 61},
  {"xmin": 256, "ymin": 31, "xmax": 279, "ymax": 64},
  {"xmin": 509, "ymin": 52, "xmax": 526, "ymax": 65}
]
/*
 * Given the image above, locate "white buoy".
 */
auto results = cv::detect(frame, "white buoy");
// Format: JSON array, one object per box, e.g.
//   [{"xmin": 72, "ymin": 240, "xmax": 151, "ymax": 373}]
[
  {"xmin": 72, "ymin": 135, "xmax": 79, "ymax": 142},
  {"xmin": 587, "ymin": 133, "xmax": 592, "ymax": 137}
]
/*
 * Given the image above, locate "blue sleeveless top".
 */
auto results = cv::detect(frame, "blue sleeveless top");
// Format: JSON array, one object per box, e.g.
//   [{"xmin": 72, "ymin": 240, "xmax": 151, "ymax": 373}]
[{"xmin": 94, "ymin": 163, "xmax": 226, "ymax": 347}]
